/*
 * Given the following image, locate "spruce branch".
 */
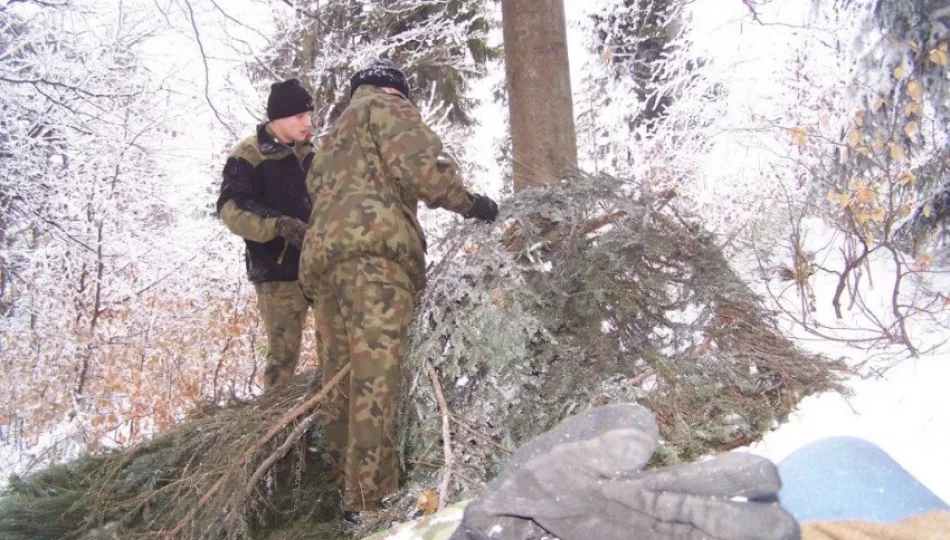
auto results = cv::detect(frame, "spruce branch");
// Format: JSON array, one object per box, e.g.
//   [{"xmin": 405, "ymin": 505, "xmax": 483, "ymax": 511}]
[{"xmin": 161, "ymin": 362, "xmax": 352, "ymax": 539}]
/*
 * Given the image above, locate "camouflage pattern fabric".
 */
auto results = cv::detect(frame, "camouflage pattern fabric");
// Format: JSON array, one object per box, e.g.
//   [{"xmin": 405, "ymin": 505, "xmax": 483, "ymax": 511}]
[
  {"xmin": 254, "ymin": 280, "xmax": 311, "ymax": 388},
  {"xmin": 361, "ymin": 502, "xmax": 470, "ymax": 540},
  {"xmin": 300, "ymin": 85, "xmax": 476, "ymax": 294},
  {"xmin": 219, "ymin": 199, "xmax": 280, "ymax": 243},
  {"xmin": 306, "ymin": 256, "xmax": 415, "ymax": 511}
]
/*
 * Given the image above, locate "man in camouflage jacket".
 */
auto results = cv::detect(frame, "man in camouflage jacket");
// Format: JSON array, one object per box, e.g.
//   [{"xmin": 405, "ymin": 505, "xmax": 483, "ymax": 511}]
[
  {"xmin": 218, "ymin": 79, "xmax": 315, "ymax": 388},
  {"xmin": 300, "ymin": 60, "xmax": 498, "ymax": 519}
]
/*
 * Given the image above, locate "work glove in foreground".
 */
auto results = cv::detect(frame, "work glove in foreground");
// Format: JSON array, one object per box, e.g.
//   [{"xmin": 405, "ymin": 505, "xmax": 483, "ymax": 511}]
[
  {"xmin": 277, "ymin": 216, "xmax": 308, "ymax": 249},
  {"xmin": 451, "ymin": 403, "xmax": 800, "ymax": 540},
  {"xmin": 466, "ymin": 194, "xmax": 499, "ymax": 222}
]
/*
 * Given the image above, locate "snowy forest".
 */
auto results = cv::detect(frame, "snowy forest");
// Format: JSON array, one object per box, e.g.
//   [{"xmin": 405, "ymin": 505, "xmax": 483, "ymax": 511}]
[{"xmin": 1, "ymin": 0, "xmax": 949, "ymax": 538}]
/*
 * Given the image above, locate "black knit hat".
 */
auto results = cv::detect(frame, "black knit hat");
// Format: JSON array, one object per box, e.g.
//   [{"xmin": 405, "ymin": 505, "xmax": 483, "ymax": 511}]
[
  {"xmin": 350, "ymin": 59, "xmax": 410, "ymax": 99},
  {"xmin": 266, "ymin": 79, "xmax": 315, "ymax": 121}
]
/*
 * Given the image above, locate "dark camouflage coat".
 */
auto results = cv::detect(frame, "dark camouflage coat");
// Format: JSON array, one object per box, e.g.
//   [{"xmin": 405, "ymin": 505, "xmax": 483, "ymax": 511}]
[
  {"xmin": 218, "ymin": 123, "xmax": 314, "ymax": 283},
  {"xmin": 301, "ymin": 86, "xmax": 475, "ymax": 293}
]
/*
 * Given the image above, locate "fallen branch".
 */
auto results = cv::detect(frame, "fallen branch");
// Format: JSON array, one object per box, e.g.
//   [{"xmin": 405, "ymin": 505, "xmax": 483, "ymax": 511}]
[
  {"xmin": 242, "ymin": 393, "xmax": 325, "ymax": 497},
  {"xmin": 162, "ymin": 363, "xmax": 352, "ymax": 539},
  {"xmin": 425, "ymin": 360, "xmax": 454, "ymax": 511}
]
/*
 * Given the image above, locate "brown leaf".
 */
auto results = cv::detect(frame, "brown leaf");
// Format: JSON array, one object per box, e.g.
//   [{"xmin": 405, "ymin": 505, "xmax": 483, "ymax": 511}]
[
  {"xmin": 855, "ymin": 185, "xmax": 877, "ymax": 205},
  {"xmin": 791, "ymin": 126, "xmax": 808, "ymax": 148},
  {"xmin": 416, "ymin": 488, "xmax": 439, "ymax": 515},
  {"xmin": 904, "ymin": 121, "xmax": 919, "ymax": 139},
  {"xmin": 870, "ymin": 207, "xmax": 886, "ymax": 223},
  {"xmin": 847, "ymin": 128, "xmax": 863, "ymax": 147},
  {"xmin": 888, "ymin": 143, "xmax": 906, "ymax": 162},
  {"xmin": 929, "ymin": 48, "xmax": 948, "ymax": 67},
  {"xmin": 907, "ymin": 80, "xmax": 924, "ymax": 101}
]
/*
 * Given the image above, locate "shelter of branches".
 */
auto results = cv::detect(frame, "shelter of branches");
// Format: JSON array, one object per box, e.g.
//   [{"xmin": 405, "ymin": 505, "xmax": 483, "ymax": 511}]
[{"xmin": 0, "ymin": 174, "xmax": 847, "ymax": 539}]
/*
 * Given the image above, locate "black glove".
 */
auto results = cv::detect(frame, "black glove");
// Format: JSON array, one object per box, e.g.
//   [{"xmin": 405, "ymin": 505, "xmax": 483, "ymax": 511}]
[
  {"xmin": 452, "ymin": 404, "xmax": 800, "ymax": 540},
  {"xmin": 466, "ymin": 194, "xmax": 498, "ymax": 222},
  {"xmin": 277, "ymin": 216, "xmax": 308, "ymax": 249}
]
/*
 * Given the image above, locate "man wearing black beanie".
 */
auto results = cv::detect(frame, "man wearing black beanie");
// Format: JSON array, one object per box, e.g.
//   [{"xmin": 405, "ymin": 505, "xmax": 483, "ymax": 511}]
[{"xmin": 216, "ymin": 78, "xmax": 316, "ymax": 389}]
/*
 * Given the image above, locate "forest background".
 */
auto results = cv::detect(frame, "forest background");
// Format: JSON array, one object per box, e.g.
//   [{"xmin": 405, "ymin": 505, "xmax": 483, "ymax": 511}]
[{"xmin": 1, "ymin": 0, "xmax": 949, "ymax": 504}]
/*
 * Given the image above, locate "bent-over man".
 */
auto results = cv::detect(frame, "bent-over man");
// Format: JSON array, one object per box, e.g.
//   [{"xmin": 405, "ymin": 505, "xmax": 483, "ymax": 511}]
[{"xmin": 300, "ymin": 60, "xmax": 498, "ymax": 521}]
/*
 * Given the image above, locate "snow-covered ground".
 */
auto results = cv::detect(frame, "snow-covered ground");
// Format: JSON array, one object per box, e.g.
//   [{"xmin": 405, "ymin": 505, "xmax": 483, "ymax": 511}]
[
  {"xmin": 747, "ymin": 351, "xmax": 950, "ymax": 502},
  {"xmin": 558, "ymin": 0, "xmax": 950, "ymax": 503}
]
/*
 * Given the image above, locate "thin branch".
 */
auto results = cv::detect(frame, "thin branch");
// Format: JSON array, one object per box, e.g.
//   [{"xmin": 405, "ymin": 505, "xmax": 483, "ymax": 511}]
[
  {"xmin": 207, "ymin": 0, "xmax": 270, "ymax": 42},
  {"xmin": 741, "ymin": 0, "xmax": 764, "ymax": 24},
  {"xmin": 0, "ymin": 74, "xmax": 134, "ymax": 99},
  {"xmin": 1, "ymin": 0, "xmax": 68, "ymax": 11},
  {"xmin": 276, "ymin": 0, "xmax": 330, "ymax": 28},
  {"xmin": 448, "ymin": 413, "xmax": 513, "ymax": 454},
  {"xmin": 425, "ymin": 360, "xmax": 454, "ymax": 511},
  {"xmin": 180, "ymin": 0, "xmax": 237, "ymax": 139}
]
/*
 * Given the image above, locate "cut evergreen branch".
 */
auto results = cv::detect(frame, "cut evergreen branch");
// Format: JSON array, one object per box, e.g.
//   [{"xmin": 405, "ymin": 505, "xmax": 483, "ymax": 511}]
[{"xmin": 0, "ymin": 172, "xmax": 847, "ymax": 539}]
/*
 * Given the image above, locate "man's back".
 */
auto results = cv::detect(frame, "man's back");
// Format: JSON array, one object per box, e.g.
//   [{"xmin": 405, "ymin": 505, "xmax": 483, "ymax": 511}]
[{"xmin": 304, "ymin": 85, "xmax": 466, "ymax": 292}]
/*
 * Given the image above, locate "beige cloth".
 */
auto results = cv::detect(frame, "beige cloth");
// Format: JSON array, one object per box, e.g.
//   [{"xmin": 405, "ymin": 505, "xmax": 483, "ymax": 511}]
[{"xmin": 802, "ymin": 510, "xmax": 950, "ymax": 540}]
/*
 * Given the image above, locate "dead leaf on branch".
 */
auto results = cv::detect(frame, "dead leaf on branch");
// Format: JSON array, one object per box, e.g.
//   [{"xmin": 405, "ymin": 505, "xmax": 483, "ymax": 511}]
[
  {"xmin": 853, "ymin": 109, "xmax": 866, "ymax": 127},
  {"xmin": 870, "ymin": 207, "xmax": 886, "ymax": 223},
  {"xmin": 929, "ymin": 48, "xmax": 948, "ymax": 67},
  {"xmin": 871, "ymin": 96, "xmax": 886, "ymax": 113},
  {"xmin": 907, "ymin": 80, "xmax": 924, "ymax": 101},
  {"xmin": 790, "ymin": 126, "xmax": 808, "ymax": 148},
  {"xmin": 889, "ymin": 143, "xmax": 906, "ymax": 162},
  {"xmin": 854, "ymin": 185, "xmax": 877, "ymax": 205},
  {"xmin": 904, "ymin": 121, "xmax": 919, "ymax": 139},
  {"xmin": 847, "ymin": 128, "xmax": 863, "ymax": 147}
]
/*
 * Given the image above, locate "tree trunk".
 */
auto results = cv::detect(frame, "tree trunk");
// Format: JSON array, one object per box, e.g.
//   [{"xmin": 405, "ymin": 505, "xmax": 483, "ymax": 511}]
[{"xmin": 502, "ymin": 0, "xmax": 578, "ymax": 191}]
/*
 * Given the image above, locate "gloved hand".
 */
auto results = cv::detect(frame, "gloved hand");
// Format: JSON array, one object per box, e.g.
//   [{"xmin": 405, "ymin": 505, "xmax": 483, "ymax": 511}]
[
  {"xmin": 452, "ymin": 404, "xmax": 799, "ymax": 540},
  {"xmin": 277, "ymin": 216, "xmax": 308, "ymax": 249},
  {"xmin": 466, "ymin": 194, "xmax": 499, "ymax": 222}
]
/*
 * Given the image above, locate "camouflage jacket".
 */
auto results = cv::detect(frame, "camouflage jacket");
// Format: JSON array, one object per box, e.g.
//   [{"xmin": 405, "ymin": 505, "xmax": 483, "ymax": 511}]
[
  {"xmin": 217, "ymin": 123, "xmax": 314, "ymax": 283},
  {"xmin": 301, "ymin": 85, "xmax": 476, "ymax": 293}
]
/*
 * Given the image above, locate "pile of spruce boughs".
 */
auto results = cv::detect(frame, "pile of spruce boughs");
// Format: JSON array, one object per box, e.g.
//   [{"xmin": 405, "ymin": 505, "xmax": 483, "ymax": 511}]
[
  {"xmin": 0, "ymin": 173, "xmax": 847, "ymax": 540},
  {"xmin": 396, "ymin": 172, "xmax": 847, "ymax": 510}
]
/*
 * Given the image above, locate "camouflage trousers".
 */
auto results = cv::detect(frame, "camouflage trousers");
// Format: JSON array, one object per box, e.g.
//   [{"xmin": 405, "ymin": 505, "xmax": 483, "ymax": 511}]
[
  {"xmin": 305, "ymin": 256, "xmax": 415, "ymax": 512},
  {"xmin": 254, "ymin": 280, "xmax": 311, "ymax": 388}
]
